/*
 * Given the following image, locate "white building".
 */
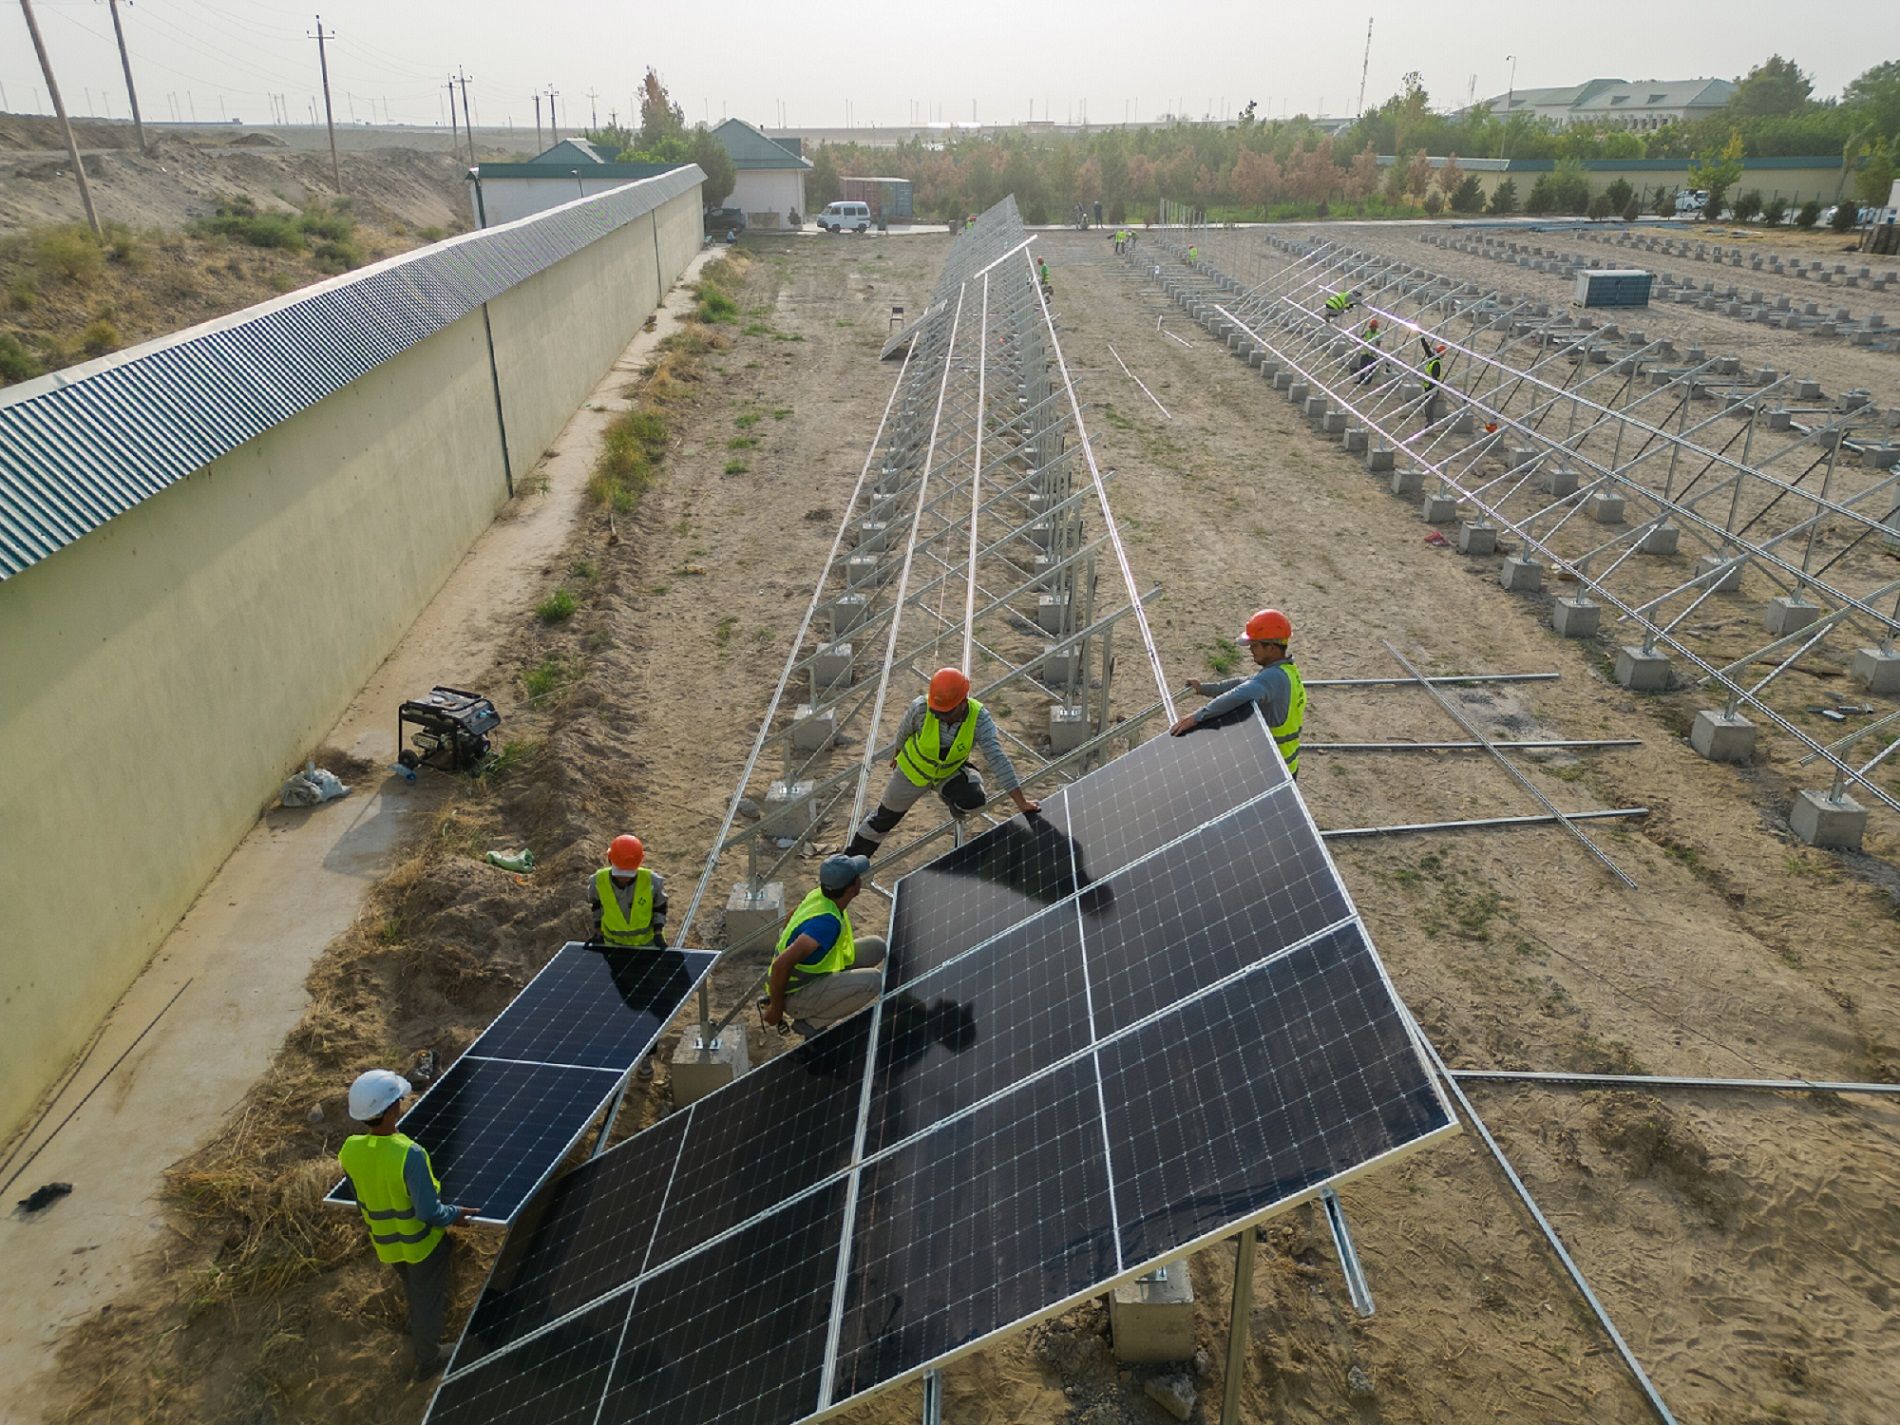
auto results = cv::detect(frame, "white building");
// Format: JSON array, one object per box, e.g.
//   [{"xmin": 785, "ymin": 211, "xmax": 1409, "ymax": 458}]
[
  {"xmin": 1470, "ymin": 78, "xmax": 1736, "ymax": 132},
  {"xmin": 468, "ymin": 139, "xmax": 689, "ymax": 227},
  {"xmin": 712, "ymin": 118, "xmax": 812, "ymax": 229}
]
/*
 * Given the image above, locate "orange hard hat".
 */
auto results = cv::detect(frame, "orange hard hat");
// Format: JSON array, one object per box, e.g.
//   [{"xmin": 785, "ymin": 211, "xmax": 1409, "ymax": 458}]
[
  {"xmin": 607, "ymin": 834, "xmax": 644, "ymax": 873},
  {"xmin": 1236, "ymin": 608, "xmax": 1292, "ymax": 645},
  {"xmin": 1435, "ymin": 343, "xmax": 1448, "ymax": 353},
  {"xmin": 1367, "ymin": 319, "xmax": 1380, "ymax": 330},
  {"xmin": 928, "ymin": 667, "xmax": 972, "ymax": 712}
]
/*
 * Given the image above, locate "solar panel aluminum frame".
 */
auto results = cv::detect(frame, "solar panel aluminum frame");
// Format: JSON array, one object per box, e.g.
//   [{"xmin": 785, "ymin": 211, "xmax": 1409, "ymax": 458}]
[{"xmin": 322, "ymin": 944, "xmax": 715, "ymax": 1227}]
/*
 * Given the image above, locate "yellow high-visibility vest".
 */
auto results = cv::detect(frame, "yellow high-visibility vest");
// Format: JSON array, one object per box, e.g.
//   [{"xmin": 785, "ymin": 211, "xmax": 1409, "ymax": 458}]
[
  {"xmin": 594, "ymin": 867, "xmax": 656, "ymax": 947},
  {"xmin": 778, "ymin": 886, "xmax": 855, "ymax": 986},
  {"xmin": 895, "ymin": 700, "xmax": 981, "ymax": 788},
  {"xmin": 1273, "ymin": 660, "xmax": 1306, "ymax": 776},
  {"xmin": 338, "ymin": 1132, "xmax": 444, "ymax": 1266}
]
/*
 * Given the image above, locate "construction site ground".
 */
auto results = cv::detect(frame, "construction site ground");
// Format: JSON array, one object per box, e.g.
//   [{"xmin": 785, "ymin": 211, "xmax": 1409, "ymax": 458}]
[{"xmin": 7, "ymin": 225, "xmax": 1896, "ymax": 1425}]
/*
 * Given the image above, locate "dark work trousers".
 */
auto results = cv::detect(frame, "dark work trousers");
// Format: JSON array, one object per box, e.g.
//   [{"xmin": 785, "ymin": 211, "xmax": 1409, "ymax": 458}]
[{"xmin": 393, "ymin": 1234, "xmax": 453, "ymax": 1373}]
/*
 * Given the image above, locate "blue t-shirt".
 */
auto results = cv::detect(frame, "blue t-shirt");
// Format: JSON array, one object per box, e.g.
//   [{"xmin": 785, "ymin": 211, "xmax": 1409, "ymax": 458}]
[{"xmin": 793, "ymin": 913, "xmax": 844, "ymax": 967}]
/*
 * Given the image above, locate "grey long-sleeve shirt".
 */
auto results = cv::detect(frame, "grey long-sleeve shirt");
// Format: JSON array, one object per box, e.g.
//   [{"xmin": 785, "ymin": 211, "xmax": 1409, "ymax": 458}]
[
  {"xmin": 402, "ymin": 1143, "xmax": 461, "ymax": 1227},
  {"xmin": 1194, "ymin": 660, "xmax": 1294, "ymax": 729},
  {"xmin": 894, "ymin": 696, "xmax": 1021, "ymax": 791}
]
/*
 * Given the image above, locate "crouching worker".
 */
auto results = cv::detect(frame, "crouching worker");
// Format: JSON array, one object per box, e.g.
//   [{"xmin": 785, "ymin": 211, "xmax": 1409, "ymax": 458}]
[
  {"xmin": 337, "ymin": 1070, "xmax": 479, "ymax": 1379},
  {"xmin": 842, "ymin": 667, "xmax": 1039, "ymax": 860},
  {"xmin": 762, "ymin": 854, "xmax": 888, "ymax": 1035}
]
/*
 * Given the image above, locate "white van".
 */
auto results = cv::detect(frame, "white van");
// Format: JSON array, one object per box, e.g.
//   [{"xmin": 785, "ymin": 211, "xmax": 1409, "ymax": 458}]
[{"xmin": 818, "ymin": 201, "xmax": 872, "ymax": 234}]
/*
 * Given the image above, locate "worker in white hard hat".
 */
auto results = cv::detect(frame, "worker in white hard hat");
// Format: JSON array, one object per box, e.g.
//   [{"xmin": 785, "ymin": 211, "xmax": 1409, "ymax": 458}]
[{"xmin": 337, "ymin": 1069, "xmax": 479, "ymax": 1379}]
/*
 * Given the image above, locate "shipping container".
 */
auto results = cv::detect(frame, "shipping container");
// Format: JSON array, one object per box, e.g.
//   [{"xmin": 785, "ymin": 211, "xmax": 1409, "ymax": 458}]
[
  {"xmin": 1574, "ymin": 268, "xmax": 1653, "ymax": 308},
  {"xmin": 839, "ymin": 176, "xmax": 914, "ymax": 222}
]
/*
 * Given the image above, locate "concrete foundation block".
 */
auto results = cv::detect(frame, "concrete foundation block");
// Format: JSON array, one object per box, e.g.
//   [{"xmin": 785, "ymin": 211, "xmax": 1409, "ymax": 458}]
[
  {"xmin": 1110, "ymin": 1259, "xmax": 1196, "ymax": 1364},
  {"xmin": 1499, "ymin": 557, "xmax": 1544, "ymax": 592},
  {"xmin": 844, "ymin": 553, "xmax": 882, "ymax": 589},
  {"xmin": 1449, "ymin": 409, "xmax": 1475, "ymax": 434},
  {"xmin": 790, "ymin": 704, "xmax": 836, "ymax": 753},
  {"xmin": 1366, "ymin": 447, "xmax": 1396, "ymax": 473},
  {"xmin": 1638, "ymin": 522, "xmax": 1681, "ymax": 556},
  {"xmin": 1042, "ymin": 641, "xmax": 1081, "ymax": 687},
  {"xmin": 1390, "ymin": 467, "xmax": 1423, "ymax": 497},
  {"xmin": 1457, "ymin": 522, "xmax": 1498, "ymax": 556},
  {"xmin": 670, "ymin": 1026, "xmax": 750, "ymax": 1106},
  {"xmin": 1303, "ymin": 395, "xmax": 1329, "ymax": 422},
  {"xmin": 810, "ymin": 641, "xmax": 854, "ymax": 693},
  {"xmin": 1036, "ymin": 594, "xmax": 1072, "ymax": 634},
  {"xmin": 1849, "ymin": 647, "xmax": 1900, "ymax": 694},
  {"xmin": 1272, "ymin": 371, "xmax": 1294, "ymax": 392},
  {"xmin": 1343, "ymin": 427, "xmax": 1369, "ymax": 453},
  {"xmin": 1536, "ymin": 467, "xmax": 1580, "ymax": 497},
  {"xmin": 723, "ymin": 879, "xmax": 786, "ymax": 950},
  {"xmin": 1763, "ymin": 597, "xmax": 1821, "ymax": 636},
  {"xmin": 1287, "ymin": 381, "xmax": 1311, "ymax": 405},
  {"xmin": 1421, "ymin": 493, "xmax": 1457, "ymax": 523},
  {"xmin": 1696, "ymin": 555, "xmax": 1744, "ymax": 592},
  {"xmin": 1789, "ymin": 789, "xmax": 1867, "ymax": 851},
  {"xmin": 762, "ymin": 779, "xmax": 818, "ymax": 841},
  {"xmin": 1614, "ymin": 645, "xmax": 1671, "ymax": 691},
  {"xmin": 827, "ymin": 593, "xmax": 868, "ymax": 638},
  {"xmin": 853, "ymin": 520, "xmax": 890, "ymax": 553},
  {"xmin": 1690, "ymin": 709, "xmax": 1756, "ymax": 763},
  {"xmin": 1587, "ymin": 492, "xmax": 1627, "ymax": 525},
  {"xmin": 1321, "ymin": 410, "xmax": 1349, "ymax": 435},
  {"xmin": 1551, "ymin": 598, "xmax": 1601, "ymax": 638},
  {"xmin": 1049, "ymin": 704, "xmax": 1089, "ymax": 754}
]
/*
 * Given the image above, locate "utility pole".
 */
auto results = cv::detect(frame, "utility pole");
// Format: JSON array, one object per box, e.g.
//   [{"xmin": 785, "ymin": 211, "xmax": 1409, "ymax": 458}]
[
  {"xmin": 457, "ymin": 68, "xmax": 474, "ymax": 163},
  {"xmin": 308, "ymin": 15, "xmax": 341, "ymax": 192},
  {"xmin": 533, "ymin": 93, "xmax": 541, "ymax": 151},
  {"xmin": 546, "ymin": 86, "xmax": 559, "ymax": 141},
  {"xmin": 1356, "ymin": 16, "xmax": 1373, "ymax": 115},
  {"xmin": 586, "ymin": 87, "xmax": 598, "ymax": 130},
  {"xmin": 20, "ymin": 0, "xmax": 100, "ymax": 232},
  {"xmin": 448, "ymin": 75, "xmax": 458, "ymax": 150}
]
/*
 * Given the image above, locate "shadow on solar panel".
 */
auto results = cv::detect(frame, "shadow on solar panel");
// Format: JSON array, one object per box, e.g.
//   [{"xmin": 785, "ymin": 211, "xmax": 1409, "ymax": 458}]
[{"xmin": 425, "ymin": 724, "xmax": 1456, "ymax": 1425}]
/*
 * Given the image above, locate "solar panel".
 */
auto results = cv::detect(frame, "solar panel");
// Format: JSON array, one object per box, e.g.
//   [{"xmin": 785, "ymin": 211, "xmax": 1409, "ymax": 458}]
[
  {"xmin": 1097, "ymin": 922, "xmax": 1451, "ymax": 1266},
  {"xmin": 884, "ymin": 792, "xmax": 1080, "ymax": 983},
  {"xmin": 1081, "ymin": 787, "xmax": 1351, "ymax": 1037},
  {"xmin": 326, "ymin": 945, "xmax": 715, "ymax": 1224},
  {"xmin": 429, "ymin": 1287, "xmax": 633, "ymax": 1425},
  {"xmin": 1061, "ymin": 707, "xmax": 1287, "ymax": 881},
  {"xmin": 427, "ymin": 727, "xmax": 1456, "ymax": 1425}
]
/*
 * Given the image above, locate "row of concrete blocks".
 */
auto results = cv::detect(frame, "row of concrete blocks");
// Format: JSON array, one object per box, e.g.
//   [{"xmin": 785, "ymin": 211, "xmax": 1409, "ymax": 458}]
[{"xmin": 1601, "ymin": 229, "xmax": 1898, "ymax": 289}]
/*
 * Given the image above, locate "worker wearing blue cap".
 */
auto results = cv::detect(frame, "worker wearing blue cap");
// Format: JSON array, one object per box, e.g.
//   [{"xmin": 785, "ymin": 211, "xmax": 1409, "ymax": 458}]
[{"xmin": 762, "ymin": 854, "xmax": 887, "ymax": 1033}]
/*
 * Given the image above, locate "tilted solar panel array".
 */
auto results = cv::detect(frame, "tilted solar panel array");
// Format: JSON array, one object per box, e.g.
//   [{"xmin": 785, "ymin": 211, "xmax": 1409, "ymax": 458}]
[
  {"xmin": 325, "ymin": 945, "xmax": 716, "ymax": 1224},
  {"xmin": 422, "ymin": 713, "xmax": 1457, "ymax": 1423}
]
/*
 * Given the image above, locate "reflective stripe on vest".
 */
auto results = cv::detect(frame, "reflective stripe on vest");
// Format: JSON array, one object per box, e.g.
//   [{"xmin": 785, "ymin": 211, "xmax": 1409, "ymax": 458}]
[
  {"xmin": 778, "ymin": 885, "xmax": 855, "ymax": 989},
  {"xmin": 595, "ymin": 866, "xmax": 655, "ymax": 947},
  {"xmin": 1326, "ymin": 291, "xmax": 1351, "ymax": 311},
  {"xmin": 894, "ymin": 699, "xmax": 981, "ymax": 788},
  {"xmin": 1273, "ymin": 660, "xmax": 1306, "ymax": 776},
  {"xmin": 338, "ymin": 1132, "xmax": 444, "ymax": 1266}
]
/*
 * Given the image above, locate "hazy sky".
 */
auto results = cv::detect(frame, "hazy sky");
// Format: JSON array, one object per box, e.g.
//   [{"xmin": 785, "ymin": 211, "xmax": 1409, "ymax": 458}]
[{"xmin": 3, "ymin": 0, "xmax": 1896, "ymax": 134}]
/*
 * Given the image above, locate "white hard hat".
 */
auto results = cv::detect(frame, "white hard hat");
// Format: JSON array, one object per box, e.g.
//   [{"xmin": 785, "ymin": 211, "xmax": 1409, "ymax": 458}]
[{"xmin": 348, "ymin": 1069, "xmax": 411, "ymax": 1123}]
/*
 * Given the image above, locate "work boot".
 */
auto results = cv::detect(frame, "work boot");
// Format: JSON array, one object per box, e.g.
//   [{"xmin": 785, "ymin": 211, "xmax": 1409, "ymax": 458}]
[
  {"xmin": 841, "ymin": 833, "xmax": 878, "ymax": 859},
  {"xmin": 636, "ymin": 1052, "xmax": 655, "ymax": 1082}
]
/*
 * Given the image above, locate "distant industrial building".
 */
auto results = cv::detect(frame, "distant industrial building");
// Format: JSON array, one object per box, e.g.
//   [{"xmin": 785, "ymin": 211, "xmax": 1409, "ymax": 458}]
[
  {"xmin": 1468, "ymin": 78, "xmax": 1736, "ymax": 131},
  {"xmin": 468, "ymin": 139, "xmax": 683, "ymax": 226},
  {"xmin": 711, "ymin": 117, "xmax": 812, "ymax": 229}
]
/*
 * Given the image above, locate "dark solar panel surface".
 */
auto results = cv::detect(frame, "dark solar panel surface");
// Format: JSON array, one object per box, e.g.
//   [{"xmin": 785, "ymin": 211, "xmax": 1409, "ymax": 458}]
[{"xmin": 470, "ymin": 948, "xmax": 718, "ymax": 1069}]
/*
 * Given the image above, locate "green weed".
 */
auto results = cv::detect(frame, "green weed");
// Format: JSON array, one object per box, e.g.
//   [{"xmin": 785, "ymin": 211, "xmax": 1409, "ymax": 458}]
[
  {"xmin": 520, "ymin": 655, "xmax": 578, "ymax": 704},
  {"xmin": 724, "ymin": 459, "xmax": 749, "ymax": 474},
  {"xmin": 734, "ymin": 411, "xmax": 762, "ymax": 429},
  {"xmin": 1203, "ymin": 640, "xmax": 1239, "ymax": 677},
  {"xmin": 536, "ymin": 589, "xmax": 578, "ymax": 623},
  {"xmin": 713, "ymin": 615, "xmax": 739, "ymax": 647}
]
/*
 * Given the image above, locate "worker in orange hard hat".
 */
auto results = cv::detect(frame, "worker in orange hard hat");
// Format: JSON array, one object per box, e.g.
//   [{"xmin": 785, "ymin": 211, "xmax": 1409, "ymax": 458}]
[
  {"xmin": 1418, "ymin": 335, "xmax": 1451, "ymax": 425},
  {"xmin": 1170, "ymin": 608, "xmax": 1306, "ymax": 777},
  {"xmin": 842, "ymin": 667, "xmax": 1041, "ymax": 859},
  {"xmin": 588, "ymin": 833, "xmax": 669, "ymax": 1077},
  {"xmin": 1353, "ymin": 317, "xmax": 1384, "ymax": 385}
]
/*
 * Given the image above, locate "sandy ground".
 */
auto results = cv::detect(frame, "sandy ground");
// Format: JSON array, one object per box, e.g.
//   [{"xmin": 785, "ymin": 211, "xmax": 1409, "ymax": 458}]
[
  {"xmin": 0, "ymin": 244, "xmax": 729, "ymax": 1425},
  {"xmin": 19, "ymin": 226, "xmax": 1899, "ymax": 1425}
]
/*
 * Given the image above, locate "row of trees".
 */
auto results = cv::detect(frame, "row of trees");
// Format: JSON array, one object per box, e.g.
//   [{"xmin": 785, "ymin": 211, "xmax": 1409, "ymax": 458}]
[
  {"xmin": 586, "ymin": 69, "xmax": 737, "ymax": 205},
  {"xmin": 796, "ymin": 56, "xmax": 1898, "ymax": 224}
]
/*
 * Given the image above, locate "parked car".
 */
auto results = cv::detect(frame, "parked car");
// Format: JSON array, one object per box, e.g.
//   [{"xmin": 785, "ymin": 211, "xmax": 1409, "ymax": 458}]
[
  {"xmin": 817, "ymin": 200, "xmax": 873, "ymax": 234},
  {"xmin": 703, "ymin": 206, "xmax": 746, "ymax": 237},
  {"xmin": 1673, "ymin": 188, "xmax": 1709, "ymax": 216}
]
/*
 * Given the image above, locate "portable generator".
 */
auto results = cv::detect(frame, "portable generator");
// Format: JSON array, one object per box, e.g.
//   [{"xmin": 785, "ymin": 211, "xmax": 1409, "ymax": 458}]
[{"xmin": 396, "ymin": 687, "xmax": 500, "ymax": 776}]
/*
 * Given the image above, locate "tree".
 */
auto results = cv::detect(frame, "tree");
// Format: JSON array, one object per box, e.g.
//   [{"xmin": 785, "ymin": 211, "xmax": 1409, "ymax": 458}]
[
  {"xmin": 1423, "ymin": 189, "xmax": 1445, "ymax": 215},
  {"xmin": 1345, "ymin": 144, "xmax": 1380, "ymax": 200},
  {"xmin": 638, "ymin": 68, "xmax": 686, "ymax": 150},
  {"xmin": 1688, "ymin": 130, "xmax": 1745, "ymax": 221},
  {"xmin": 689, "ymin": 129, "xmax": 736, "ymax": 206},
  {"xmin": 1795, "ymin": 198, "xmax": 1821, "ymax": 228},
  {"xmin": 1603, "ymin": 177, "xmax": 1634, "ymax": 213},
  {"xmin": 1525, "ymin": 174, "xmax": 1557, "ymax": 215},
  {"xmin": 1763, "ymin": 194, "xmax": 1789, "ymax": 224},
  {"xmin": 1830, "ymin": 199, "xmax": 1858, "ymax": 231},
  {"xmin": 1437, "ymin": 153, "xmax": 1465, "ymax": 198},
  {"xmin": 1587, "ymin": 192, "xmax": 1613, "ymax": 220},
  {"xmin": 1652, "ymin": 183, "xmax": 1676, "ymax": 217},
  {"xmin": 808, "ymin": 145, "xmax": 842, "ymax": 207},
  {"xmin": 1550, "ymin": 161, "xmax": 1591, "ymax": 213},
  {"xmin": 1488, "ymin": 178, "xmax": 1518, "ymax": 215},
  {"xmin": 1843, "ymin": 61, "xmax": 1900, "ymax": 144},
  {"xmin": 1728, "ymin": 55, "xmax": 1814, "ymax": 119},
  {"xmin": 1451, "ymin": 174, "xmax": 1485, "ymax": 213},
  {"xmin": 1731, "ymin": 189, "xmax": 1763, "ymax": 222},
  {"xmin": 1854, "ymin": 147, "xmax": 1894, "ymax": 207},
  {"xmin": 1402, "ymin": 148, "xmax": 1432, "ymax": 198}
]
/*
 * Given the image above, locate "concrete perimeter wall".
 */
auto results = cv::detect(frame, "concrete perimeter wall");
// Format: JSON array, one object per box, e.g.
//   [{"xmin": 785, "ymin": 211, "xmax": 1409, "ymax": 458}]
[{"xmin": 0, "ymin": 170, "xmax": 702, "ymax": 1141}]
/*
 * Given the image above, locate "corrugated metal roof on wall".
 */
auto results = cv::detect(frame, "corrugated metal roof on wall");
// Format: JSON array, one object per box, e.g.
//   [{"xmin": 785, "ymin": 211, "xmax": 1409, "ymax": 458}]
[{"xmin": 0, "ymin": 164, "xmax": 703, "ymax": 581}]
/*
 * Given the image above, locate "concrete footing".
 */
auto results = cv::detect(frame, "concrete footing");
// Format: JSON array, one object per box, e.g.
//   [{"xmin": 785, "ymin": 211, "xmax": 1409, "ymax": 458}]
[
  {"xmin": 1690, "ymin": 709, "xmax": 1756, "ymax": 763},
  {"xmin": 1551, "ymin": 598, "xmax": 1601, "ymax": 638},
  {"xmin": 1343, "ymin": 427, "xmax": 1368, "ymax": 453},
  {"xmin": 1537, "ymin": 467, "xmax": 1580, "ymax": 497},
  {"xmin": 1614, "ymin": 645, "xmax": 1671, "ymax": 691},
  {"xmin": 1109, "ymin": 1259, "xmax": 1196, "ymax": 1364},
  {"xmin": 1390, "ymin": 468, "xmax": 1422, "ymax": 496},
  {"xmin": 811, "ymin": 641, "xmax": 853, "ymax": 694},
  {"xmin": 1036, "ymin": 595, "xmax": 1072, "ymax": 634},
  {"xmin": 1696, "ymin": 555, "xmax": 1744, "ymax": 592},
  {"xmin": 790, "ymin": 704, "xmax": 836, "ymax": 753},
  {"xmin": 1366, "ymin": 447, "xmax": 1395, "ymax": 473},
  {"xmin": 844, "ymin": 553, "xmax": 882, "ymax": 588},
  {"xmin": 1789, "ymin": 789, "xmax": 1867, "ymax": 851},
  {"xmin": 1420, "ymin": 494, "xmax": 1457, "ymax": 523},
  {"xmin": 1587, "ymin": 492, "xmax": 1627, "ymax": 525},
  {"xmin": 762, "ymin": 780, "xmax": 818, "ymax": 841},
  {"xmin": 671, "ymin": 1028, "xmax": 750, "ymax": 1106},
  {"xmin": 1637, "ymin": 523, "xmax": 1680, "ymax": 556},
  {"xmin": 1049, "ymin": 704, "xmax": 1089, "ymax": 753},
  {"xmin": 1850, "ymin": 647, "xmax": 1900, "ymax": 693},
  {"xmin": 1763, "ymin": 597, "xmax": 1821, "ymax": 636},
  {"xmin": 1457, "ymin": 522, "xmax": 1498, "ymax": 555},
  {"xmin": 1042, "ymin": 641, "xmax": 1081, "ymax": 687},
  {"xmin": 723, "ymin": 879, "xmax": 786, "ymax": 950},
  {"xmin": 1499, "ymin": 557, "xmax": 1543, "ymax": 592},
  {"xmin": 827, "ymin": 594, "xmax": 867, "ymax": 637}
]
